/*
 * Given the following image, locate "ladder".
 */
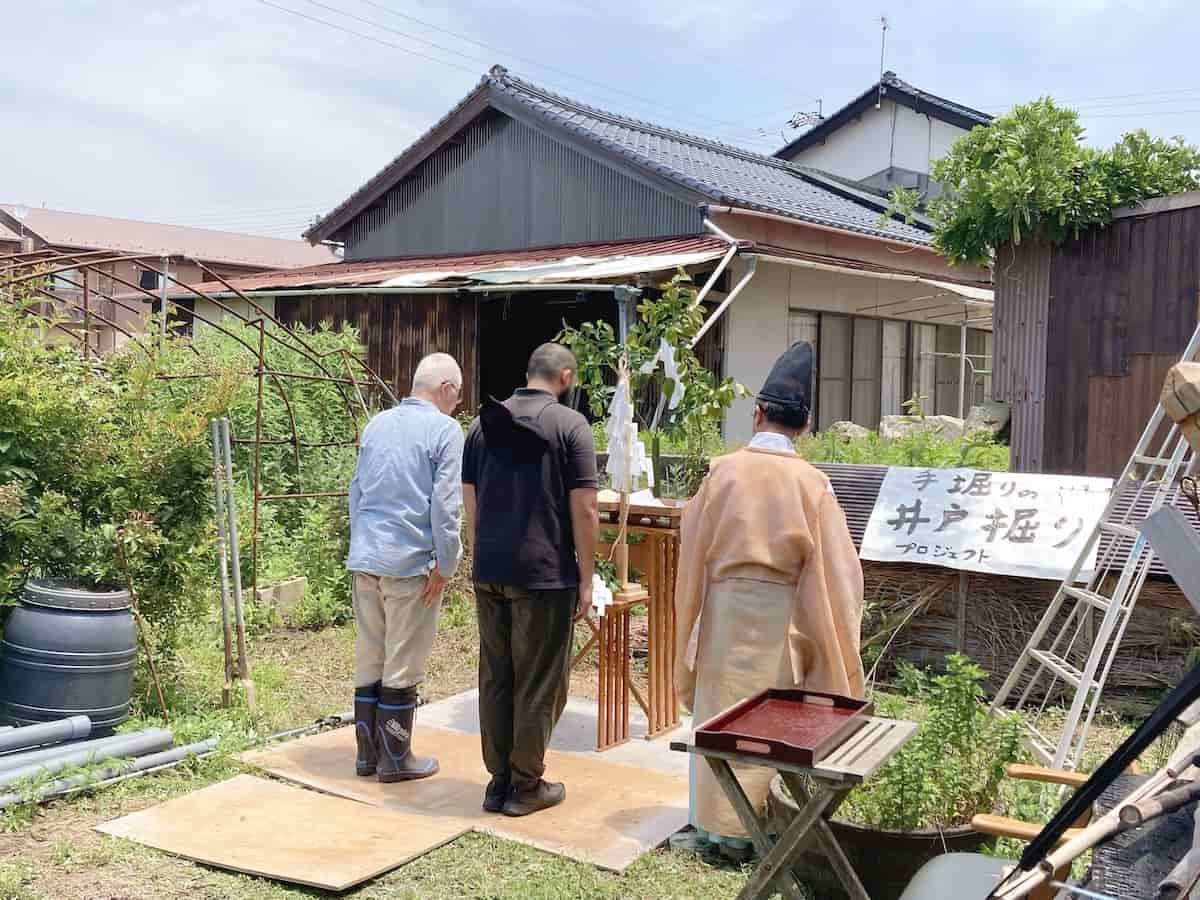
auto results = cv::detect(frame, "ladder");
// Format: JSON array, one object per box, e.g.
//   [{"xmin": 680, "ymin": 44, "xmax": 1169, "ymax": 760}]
[{"xmin": 991, "ymin": 321, "xmax": 1200, "ymax": 770}]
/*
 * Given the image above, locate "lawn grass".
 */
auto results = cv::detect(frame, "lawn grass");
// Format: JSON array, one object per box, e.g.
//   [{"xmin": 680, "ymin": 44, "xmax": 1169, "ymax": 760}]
[{"xmin": 0, "ymin": 583, "xmax": 742, "ymax": 899}]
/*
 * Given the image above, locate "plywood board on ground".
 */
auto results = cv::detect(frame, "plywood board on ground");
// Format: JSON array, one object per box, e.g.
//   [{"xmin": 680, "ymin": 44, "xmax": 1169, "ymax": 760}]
[
  {"xmin": 242, "ymin": 725, "xmax": 688, "ymax": 872},
  {"xmin": 96, "ymin": 774, "xmax": 468, "ymax": 892}
]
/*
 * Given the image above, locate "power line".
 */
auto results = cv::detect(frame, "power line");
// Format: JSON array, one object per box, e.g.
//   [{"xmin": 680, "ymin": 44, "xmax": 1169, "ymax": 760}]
[
  {"xmin": 352, "ymin": 0, "xmax": 778, "ymax": 133},
  {"xmin": 298, "ymin": 0, "xmax": 779, "ymax": 142},
  {"xmin": 256, "ymin": 0, "xmax": 781, "ymax": 151},
  {"xmin": 160, "ymin": 203, "xmax": 331, "ymax": 223},
  {"xmin": 255, "ymin": 0, "xmax": 480, "ymax": 75},
  {"xmin": 1078, "ymin": 108, "xmax": 1200, "ymax": 120},
  {"xmin": 981, "ymin": 86, "xmax": 1200, "ymax": 111}
]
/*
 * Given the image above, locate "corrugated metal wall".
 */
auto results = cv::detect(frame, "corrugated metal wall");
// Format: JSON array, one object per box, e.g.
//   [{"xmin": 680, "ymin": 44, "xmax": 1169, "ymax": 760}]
[
  {"xmin": 274, "ymin": 292, "xmax": 479, "ymax": 410},
  {"xmin": 341, "ymin": 111, "xmax": 703, "ymax": 260},
  {"xmin": 995, "ymin": 208, "xmax": 1200, "ymax": 475},
  {"xmin": 993, "ymin": 241, "xmax": 1050, "ymax": 472}
]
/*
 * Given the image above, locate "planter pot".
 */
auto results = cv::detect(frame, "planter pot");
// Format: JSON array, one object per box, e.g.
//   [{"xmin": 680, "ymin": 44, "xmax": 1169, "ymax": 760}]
[{"xmin": 766, "ymin": 775, "xmax": 994, "ymax": 900}]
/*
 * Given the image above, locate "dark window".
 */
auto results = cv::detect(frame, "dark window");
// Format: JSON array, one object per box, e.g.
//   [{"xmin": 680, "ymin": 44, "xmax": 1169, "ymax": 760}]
[{"xmin": 139, "ymin": 269, "xmax": 160, "ymax": 291}]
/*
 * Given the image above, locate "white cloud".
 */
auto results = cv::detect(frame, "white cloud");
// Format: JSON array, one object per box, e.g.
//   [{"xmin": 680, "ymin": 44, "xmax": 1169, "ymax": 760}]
[{"xmin": 0, "ymin": 0, "xmax": 479, "ymax": 234}]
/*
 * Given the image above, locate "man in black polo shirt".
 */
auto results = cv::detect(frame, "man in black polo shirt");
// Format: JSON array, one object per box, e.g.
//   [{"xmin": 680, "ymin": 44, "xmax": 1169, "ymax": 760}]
[{"xmin": 462, "ymin": 342, "xmax": 599, "ymax": 817}]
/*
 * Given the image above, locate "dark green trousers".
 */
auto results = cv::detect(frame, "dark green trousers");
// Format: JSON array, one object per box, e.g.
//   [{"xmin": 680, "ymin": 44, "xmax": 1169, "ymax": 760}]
[{"xmin": 475, "ymin": 582, "xmax": 576, "ymax": 788}]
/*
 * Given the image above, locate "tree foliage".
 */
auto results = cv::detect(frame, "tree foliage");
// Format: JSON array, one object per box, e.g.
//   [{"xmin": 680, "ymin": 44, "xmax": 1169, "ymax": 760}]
[
  {"xmin": 929, "ymin": 98, "xmax": 1200, "ymax": 265},
  {"xmin": 0, "ymin": 290, "xmax": 370, "ymax": 651},
  {"xmin": 556, "ymin": 273, "xmax": 746, "ymax": 440}
]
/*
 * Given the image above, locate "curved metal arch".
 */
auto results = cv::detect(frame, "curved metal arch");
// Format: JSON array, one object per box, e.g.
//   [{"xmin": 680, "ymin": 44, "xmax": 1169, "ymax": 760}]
[{"xmin": 0, "ymin": 250, "xmax": 395, "ymax": 689}]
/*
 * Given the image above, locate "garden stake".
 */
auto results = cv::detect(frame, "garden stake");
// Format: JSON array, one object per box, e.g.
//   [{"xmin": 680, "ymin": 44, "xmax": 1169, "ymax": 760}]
[
  {"xmin": 112, "ymin": 532, "xmax": 170, "ymax": 723},
  {"xmin": 220, "ymin": 416, "xmax": 255, "ymax": 710},
  {"xmin": 210, "ymin": 418, "xmax": 236, "ymax": 708}
]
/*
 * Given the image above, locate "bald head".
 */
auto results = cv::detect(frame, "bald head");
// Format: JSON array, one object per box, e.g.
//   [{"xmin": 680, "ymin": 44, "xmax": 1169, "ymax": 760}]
[
  {"xmin": 411, "ymin": 352, "xmax": 463, "ymax": 415},
  {"xmin": 412, "ymin": 352, "xmax": 462, "ymax": 392}
]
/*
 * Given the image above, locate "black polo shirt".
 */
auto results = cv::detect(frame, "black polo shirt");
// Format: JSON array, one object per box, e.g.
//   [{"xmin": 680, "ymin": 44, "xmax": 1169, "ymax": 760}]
[{"xmin": 463, "ymin": 388, "xmax": 598, "ymax": 589}]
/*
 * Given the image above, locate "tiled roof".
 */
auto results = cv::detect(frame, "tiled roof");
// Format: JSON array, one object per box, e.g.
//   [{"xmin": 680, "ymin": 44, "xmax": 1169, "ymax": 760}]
[
  {"xmin": 168, "ymin": 235, "xmax": 733, "ymax": 294},
  {"xmin": 0, "ymin": 205, "xmax": 336, "ymax": 269},
  {"xmin": 307, "ymin": 66, "xmax": 933, "ymax": 248},
  {"xmin": 880, "ymin": 72, "xmax": 992, "ymax": 127},
  {"xmin": 776, "ymin": 71, "xmax": 991, "ymax": 161},
  {"xmin": 489, "ymin": 70, "xmax": 931, "ymax": 245}
]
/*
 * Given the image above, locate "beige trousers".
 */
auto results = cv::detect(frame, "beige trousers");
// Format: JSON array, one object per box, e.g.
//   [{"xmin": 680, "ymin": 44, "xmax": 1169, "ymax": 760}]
[
  {"xmin": 691, "ymin": 576, "xmax": 796, "ymax": 839},
  {"xmin": 352, "ymin": 572, "xmax": 442, "ymax": 690}
]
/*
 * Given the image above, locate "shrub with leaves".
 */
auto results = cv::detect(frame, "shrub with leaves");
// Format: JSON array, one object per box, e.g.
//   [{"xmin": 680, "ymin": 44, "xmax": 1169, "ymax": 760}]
[
  {"xmin": 796, "ymin": 428, "xmax": 1009, "ymax": 471},
  {"xmin": 557, "ymin": 272, "xmax": 745, "ymax": 486},
  {"xmin": 0, "ymin": 296, "xmax": 229, "ymax": 654},
  {"xmin": 837, "ymin": 654, "xmax": 1024, "ymax": 831},
  {"xmin": 928, "ymin": 98, "xmax": 1200, "ymax": 266}
]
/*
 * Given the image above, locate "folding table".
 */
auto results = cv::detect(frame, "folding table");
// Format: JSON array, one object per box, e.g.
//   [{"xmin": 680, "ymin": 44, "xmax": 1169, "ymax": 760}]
[{"xmin": 672, "ymin": 715, "xmax": 917, "ymax": 900}]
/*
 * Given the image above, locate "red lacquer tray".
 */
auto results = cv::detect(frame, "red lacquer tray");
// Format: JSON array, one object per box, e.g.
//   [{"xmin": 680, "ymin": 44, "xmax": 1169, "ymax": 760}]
[{"xmin": 694, "ymin": 689, "xmax": 873, "ymax": 767}]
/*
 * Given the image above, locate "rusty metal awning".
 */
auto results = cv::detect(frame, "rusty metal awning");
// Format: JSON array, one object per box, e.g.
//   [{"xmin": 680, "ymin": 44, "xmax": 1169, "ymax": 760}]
[{"xmin": 176, "ymin": 235, "xmax": 737, "ymax": 297}]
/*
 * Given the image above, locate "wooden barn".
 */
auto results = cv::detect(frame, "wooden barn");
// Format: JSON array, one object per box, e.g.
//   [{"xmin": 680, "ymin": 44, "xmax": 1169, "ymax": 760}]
[{"xmin": 993, "ymin": 191, "xmax": 1200, "ymax": 476}]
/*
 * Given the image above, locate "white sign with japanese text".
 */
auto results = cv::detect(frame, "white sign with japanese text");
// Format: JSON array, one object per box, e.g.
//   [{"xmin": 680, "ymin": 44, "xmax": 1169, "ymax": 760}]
[{"xmin": 860, "ymin": 467, "xmax": 1114, "ymax": 581}]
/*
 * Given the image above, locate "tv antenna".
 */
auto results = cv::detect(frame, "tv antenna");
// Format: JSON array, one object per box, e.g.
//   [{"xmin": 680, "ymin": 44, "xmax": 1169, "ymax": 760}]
[
  {"xmin": 787, "ymin": 100, "xmax": 824, "ymax": 131},
  {"xmin": 877, "ymin": 16, "xmax": 889, "ymax": 109}
]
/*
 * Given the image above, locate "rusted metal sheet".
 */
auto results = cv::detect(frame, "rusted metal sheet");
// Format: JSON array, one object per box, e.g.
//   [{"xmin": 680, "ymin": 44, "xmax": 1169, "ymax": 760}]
[
  {"xmin": 993, "ymin": 241, "xmax": 1050, "ymax": 473},
  {"xmin": 275, "ymin": 292, "xmax": 479, "ymax": 411},
  {"xmin": 183, "ymin": 235, "xmax": 729, "ymax": 296}
]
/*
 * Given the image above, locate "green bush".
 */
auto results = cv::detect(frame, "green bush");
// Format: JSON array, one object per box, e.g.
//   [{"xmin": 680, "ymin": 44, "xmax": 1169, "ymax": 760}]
[
  {"xmin": 0, "ymin": 293, "xmax": 372, "ymax": 652},
  {"xmin": 926, "ymin": 98, "xmax": 1200, "ymax": 266},
  {"xmin": 0, "ymin": 298, "xmax": 230, "ymax": 654},
  {"xmin": 796, "ymin": 427, "xmax": 1009, "ymax": 471},
  {"xmin": 837, "ymin": 655, "xmax": 1023, "ymax": 830}
]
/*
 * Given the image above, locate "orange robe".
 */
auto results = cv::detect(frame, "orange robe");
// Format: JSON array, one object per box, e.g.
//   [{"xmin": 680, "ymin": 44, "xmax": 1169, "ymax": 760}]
[{"xmin": 673, "ymin": 446, "xmax": 865, "ymax": 838}]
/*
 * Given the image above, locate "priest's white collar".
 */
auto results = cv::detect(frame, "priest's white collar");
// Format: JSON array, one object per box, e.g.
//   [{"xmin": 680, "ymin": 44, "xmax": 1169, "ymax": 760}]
[{"xmin": 747, "ymin": 431, "xmax": 796, "ymax": 455}]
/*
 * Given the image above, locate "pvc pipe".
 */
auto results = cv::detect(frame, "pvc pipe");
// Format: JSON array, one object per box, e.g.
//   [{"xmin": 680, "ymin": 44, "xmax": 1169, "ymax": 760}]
[
  {"xmin": 691, "ymin": 256, "xmax": 759, "ymax": 347},
  {"xmin": 0, "ymin": 738, "xmax": 217, "ymax": 811},
  {"xmin": 0, "ymin": 716, "xmax": 91, "ymax": 754},
  {"xmin": 0, "ymin": 729, "xmax": 169, "ymax": 773},
  {"xmin": 0, "ymin": 729, "xmax": 173, "ymax": 789}
]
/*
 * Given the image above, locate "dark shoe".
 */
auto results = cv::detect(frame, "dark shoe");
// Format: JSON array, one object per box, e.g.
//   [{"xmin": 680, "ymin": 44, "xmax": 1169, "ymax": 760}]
[
  {"xmin": 501, "ymin": 779, "xmax": 565, "ymax": 817},
  {"xmin": 354, "ymin": 683, "xmax": 379, "ymax": 777},
  {"xmin": 482, "ymin": 774, "xmax": 511, "ymax": 813},
  {"xmin": 376, "ymin": 686, "xmax": 439, "ymax": 783}
]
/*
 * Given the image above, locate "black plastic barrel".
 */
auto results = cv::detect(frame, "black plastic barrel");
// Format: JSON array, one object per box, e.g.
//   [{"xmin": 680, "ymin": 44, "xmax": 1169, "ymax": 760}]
[{"xmin": 0, "ymin": 579, "xmax": 136, "ymax": 734}]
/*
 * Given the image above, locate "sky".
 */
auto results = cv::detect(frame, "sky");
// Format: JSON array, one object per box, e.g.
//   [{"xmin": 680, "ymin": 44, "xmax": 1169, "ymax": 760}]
[{"xmin": 3, "ymin": 0, "xmax": 1200, "ymax": 240}]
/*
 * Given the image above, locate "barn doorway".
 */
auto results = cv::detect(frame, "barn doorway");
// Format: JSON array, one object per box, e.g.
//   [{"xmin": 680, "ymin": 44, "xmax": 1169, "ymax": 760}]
[{"xmin": 476, "ymin": 289, "xmax": 618, "ymax": 412}]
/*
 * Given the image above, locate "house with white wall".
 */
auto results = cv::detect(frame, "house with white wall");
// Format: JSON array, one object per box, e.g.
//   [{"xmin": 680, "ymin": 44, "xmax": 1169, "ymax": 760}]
[{"xmin": 776, "ymin": 71, "xmax": 992, "ymax": 206}]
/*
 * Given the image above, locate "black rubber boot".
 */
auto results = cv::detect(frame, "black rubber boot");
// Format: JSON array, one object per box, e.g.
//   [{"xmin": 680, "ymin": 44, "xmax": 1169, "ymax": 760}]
[
  {"xmin": 354, "ymin": 682, "xmax": 379, "ymax": 777},
  {"xmin": 501, "ymin": 779, "xmax": 565, "ymax": 817},
  {"xmin": 376, "ymin": 686, "xmax": 438, "ymax": 783},
  {"xmin": 482, "ymin": 774, "xmax": 511, "ymax": 813}
]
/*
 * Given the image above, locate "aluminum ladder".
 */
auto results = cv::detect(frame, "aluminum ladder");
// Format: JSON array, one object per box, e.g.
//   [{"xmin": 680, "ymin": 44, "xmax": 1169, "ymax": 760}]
[{"xmin": 990, "ymin": 320, "xmax": 1200, "ymax": 770}]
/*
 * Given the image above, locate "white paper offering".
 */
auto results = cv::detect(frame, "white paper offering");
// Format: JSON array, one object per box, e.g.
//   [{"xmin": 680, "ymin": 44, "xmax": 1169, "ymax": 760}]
[
  {"xmin": 591, "ymin": 572, "xmax": 613, "ymax": 617},
  {"xmin": 605, "ymin": 373, "xmax": 654, "ymax": 492}
]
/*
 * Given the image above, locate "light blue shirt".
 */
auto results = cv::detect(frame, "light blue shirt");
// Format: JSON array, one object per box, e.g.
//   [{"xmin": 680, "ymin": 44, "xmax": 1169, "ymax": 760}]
[{"xmin": 346, "ymin": 398, "xmax": 464, "ymax": 579}]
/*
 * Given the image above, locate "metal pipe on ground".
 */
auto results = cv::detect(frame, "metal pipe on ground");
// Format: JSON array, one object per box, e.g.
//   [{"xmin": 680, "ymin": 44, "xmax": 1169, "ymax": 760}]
[
  {"xmin": 0, "ymin": 716, "xmax": 91, "ymax": 755},
  {"xmin": 0, "ymin": 739, "xmax": 218, "ymax": 811},
  {"xmin": 0, "ymin": 729, "xmax": 171, "ymax": 773},
  {"xmin": 0, "ymin": 729, "xmax": 173, "ymax": 789}
]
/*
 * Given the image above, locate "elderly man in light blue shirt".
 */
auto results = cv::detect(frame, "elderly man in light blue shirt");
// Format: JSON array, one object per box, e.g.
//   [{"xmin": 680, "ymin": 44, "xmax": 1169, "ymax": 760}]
[{"xmin": 347, "ymin": 352, "xmax": 464, "ymax": 784}]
